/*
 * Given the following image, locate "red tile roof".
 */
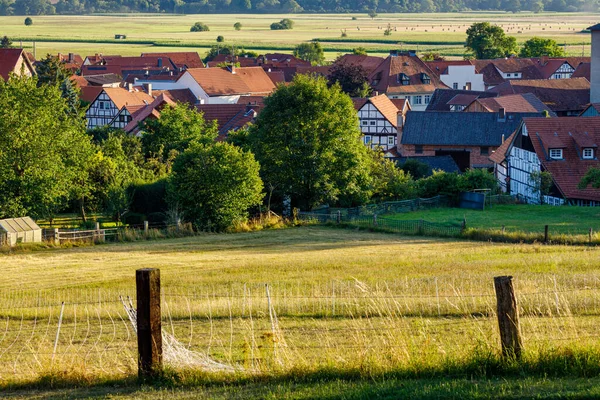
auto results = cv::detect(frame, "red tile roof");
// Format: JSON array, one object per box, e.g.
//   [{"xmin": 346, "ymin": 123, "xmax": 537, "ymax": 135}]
[
  {"xmin": 488, "ymin": 78, "xmax": 590, "ymax": 113},
  {"xmin": 572, "ymin": 63, "xmax": 591, "ymax": 80},
  {"xmin": 141, "ymin": 52, "xmax": 204, "ymax": 69},
  {"xmin": 474, "ymin": 93, "xmax": 556, "ymax": 116},
  {"xmin": 390, "ymin": 98, "xmax": 410, "ymax": 112},
  {"xmin": 123, "ymin": 93, "xmax": 176, "ymax": 134},
  {"xmin": 195, "ymin": 103, "xmax": 262, "ymax": 138},
  {"xmin": 97, "ymin": 87, "xmax": 154, "ymax": 110},
  {"xmin": 368, "ymin": 54, "xmax": 447, "ymax": 94},
  {"xmin": 334, "ymin": 54, "xmax": 386, "ymax": 75},
  {"xmin": 184, "ymin": 67, "xmax": 275, "ymax": 96},
  {"xmin": 0, "ymin": 48, "xmax": 35, "ymax": 81},
  {"xmin": 524, "ymin": 117, "xmax": 600, "ymax": 201},
  {"xmin": 153, "ymin": 89, "xmax": 197, "ymax": 105},
  {"xmin": 367, "ymin": 94, "xmax": 401, "ymax": 128},
  {"xmin": 80, "ymin": 86, "xmax": 103, "ymax": 104}
]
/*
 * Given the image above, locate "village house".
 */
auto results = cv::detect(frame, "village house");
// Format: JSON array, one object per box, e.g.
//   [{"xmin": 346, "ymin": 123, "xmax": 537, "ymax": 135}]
[
  {"xmin": 353, "ymin": 94, "xmax": 409, "ymax": 152},
  {"xmin": 398, "ymin": 111, "xmax": 542, "ymax": 171},
  {"xmin": 490, "ymin": 117, "xmax": 600, "ymax": 206},
  {"xmin": 0, "ymin": 48, "xmax": 36, "ymax": 81},
  {"xmin": 122, "ymin": 93, "xmax": 177, "ymax": 135},
  {"xmin": 85, "ymin": 87, "xmax": 154, "ymax": 129},
  {"xmin": 196, "ymin": 103, "xmax": 262, "ymax": 141},
  {"xmin": 426, "ymin": 89, "xmax": 497, "ymax": 112},
  {"xmin": 426, "ymin": 59, "xmax": 485, "ymax": 92},
  {"xmin": 464, "ymin": 93, "xmax": 556, "ymax": 116},
  {"xmin": 368, "ymin": 51, "xmax": 447, "ymax": 111},
  {"xmin": 488, "ymin": 78, "xmax": 590, "ymax": 116}
]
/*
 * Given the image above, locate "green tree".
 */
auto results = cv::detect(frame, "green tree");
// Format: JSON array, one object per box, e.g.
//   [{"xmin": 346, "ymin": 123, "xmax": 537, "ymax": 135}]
[
  {"xmin": 421, "ymin": 52, "xmax": 443, "ymax": 61},
  {"xmin": 270, "ymin": 18, "xmax": 294, "ymax": 30},
  {"xmin": 530, "ymin": 170, "xmax": 553, "ymax": 204},
  {"xmin": 0, "ymin": 36, "xmax": 12, "ymax": 48},
  {"xmin": 248, "ymin": 74, "xmax": 373, "ymax": 210},
  {"xmin": 465, "ymin": 22, "xmax": 518, "ymax": 59},
  {"xmin": 371, "ymin": 153, "xmax": 416, "ymax": 201},
  {"xmin": 169, "ymin": 142, "xmax": 264, "ymax": 231},
  {"xmin": 0, "ymin": 75, "xmax": 92, "ymax": 220},
  {"xmin": 216, "ymin": 35, "xmax": 224, "ymax": 42},
  {"xmin": 352, "ymin": 47, "xmax": 368, "ymax": 55},
  {"xmin": 24, "ymin": 17, "xmax": 32, "ymax": 25},
  {"xmin": 190, "ymin": 22, "xmax": 209, "ymax": 32},
  {"xmin": 233, "ymin": 22, "xmax": 242, "ymax": 30},
  {"xmin": 578, "ymin": 168, "xmax": 600, "ymax": 189},
  {"xmin": 519, "ymin": 37, "xmax": 565, "ymax": 57},
  {"xmin": 141, "ymin": 104, "xmax": 219, "ymax": 161},
  {"xmin": 399, "ymin": 158, "xmax": 430, "ymax": 179},
  {"xmin": 293, "ymin": 42, "xmax": 325, "ymax": 65},
  {"xmin": 35, "ymin": 54, "xmax": 81, "ymax": 115},
  {"xmin": 368, "ymin": 9, "xmax": 377, "ymax": 19},
  {"xmin": 327, "ymin": 61, "xmax": 372, "ymax": 97}
]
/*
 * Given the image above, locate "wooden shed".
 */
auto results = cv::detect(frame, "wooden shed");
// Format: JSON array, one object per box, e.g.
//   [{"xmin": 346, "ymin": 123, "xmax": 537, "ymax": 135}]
[{"xmin": 0, "ymin": 217, "xmax": 42, "ymax": 246}]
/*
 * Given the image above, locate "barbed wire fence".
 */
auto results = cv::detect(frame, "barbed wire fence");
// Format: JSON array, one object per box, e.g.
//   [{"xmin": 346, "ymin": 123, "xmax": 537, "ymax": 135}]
[{"xmin": 3, "ymin": 273, "xmax": 600, "ymax": 381}]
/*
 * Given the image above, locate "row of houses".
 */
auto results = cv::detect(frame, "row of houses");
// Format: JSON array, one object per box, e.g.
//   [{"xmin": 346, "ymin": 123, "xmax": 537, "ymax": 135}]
[{"xmin": 1, "ymin": 25, "xmax": 600, "ymax": 206}]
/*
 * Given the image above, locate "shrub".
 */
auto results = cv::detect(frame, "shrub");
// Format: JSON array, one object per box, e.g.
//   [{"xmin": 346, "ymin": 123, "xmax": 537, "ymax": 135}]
[
  {"xmin": 234, "ymin": 22, "xmax": 242, "ymax": 30},
  {"xmin": 271, "ymin": 18, "xmax": 294, "ymax": 30},
  {"xmin": 24, "ymin": 17, "xmax": 32, "ymax": 26},
  {"xmin": 399, "ymin": 159, "xmax": 430, "ymax": 180},
  {"xmin": 216, "ymin": 35, "xmax": 224, "ymax": 42},
  {"xmin": 127, "ymin": 178, "xmax": 169, "ymax": 217},
  {"xmin": 351, "ymin": 16, "xmax": 357, "ymax": 20},
  {"xmin": 190, "ymin": 22, "xmax": 209, "ymax": 32}
]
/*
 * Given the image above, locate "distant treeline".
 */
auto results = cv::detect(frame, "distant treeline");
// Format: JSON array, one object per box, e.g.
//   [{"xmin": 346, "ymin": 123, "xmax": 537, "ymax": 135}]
[{"xmin": 0, "ymin": 0, "xmax": 597, "ymax": 16}]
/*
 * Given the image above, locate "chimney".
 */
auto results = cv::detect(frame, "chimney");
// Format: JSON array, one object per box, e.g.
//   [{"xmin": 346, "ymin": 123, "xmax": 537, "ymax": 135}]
[
  {"xmin": 158, "ymin": 58, "xmax": 163, "ymax": 67},
  {"xmin": 147, "ymin": 83, "xmax": 152, "ymax": 97},
  {"xmin": 498, "ymin": 107, "xmax": 506, "ymax": 121},
  {"xmin": 502, "ymin": 134, "xmax": 505, "ymax": 143},
  {"xmin": 68, "ymin": 53, "xmax": 74, "ymax": 62},
  {"xmin": 590, "ymin": 24, "xmax": 600, "ymax": 104}
]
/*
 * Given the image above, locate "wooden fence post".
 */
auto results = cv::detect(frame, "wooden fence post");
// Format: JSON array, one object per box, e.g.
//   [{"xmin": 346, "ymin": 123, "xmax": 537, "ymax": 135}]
[
  {"xmin": 337, "ymin": 210, "xmax": 341, "ymax": 224},
  {"xmin": 373, "ymin": 214, "xmax": 378, "ymax": 226},
  {"xmin": 544, "ymin": 225, "xmax": 549, "ymax": 243},
  {"xmin": 493, "ymin": 276, "xmax": 522, "ymax": 359},
  {"xmin": 144, "ymin": 221, "xmax": 149, "ymax": 235},
  {"xmin": 589, "ymin": 228, "xmax": 593, "ymax": 244},
  {"xmin": 136, "ymin": 268, "xmax": 162, "ymax": 379},
  {"xmin": 54, "ymin": 228, "xmax": 60, "ymax": 245}
]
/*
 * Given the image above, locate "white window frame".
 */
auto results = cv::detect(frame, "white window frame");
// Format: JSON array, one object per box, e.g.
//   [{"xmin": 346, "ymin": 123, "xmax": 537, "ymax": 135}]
[
  {"xmin": 361, "ymin": 120, "xmax": 368, "ymax": 126},
  {"xmin": 583, "ymin": 148, "xmax": 594, "ymax": 159},
  {"xmin": 388, "ymin": 136, "xmax": 394, "ymax": 145},
  {"xmin": 424, "ymin": 95, "xmax": 430, "ymax": 104},
  {"xmin": 549, "ymin": 149, "xmax": 563, "ymax": 160},
  {"xmin": 452, "ymin": 83, "xmax": 458, "ymax": 90},
  {"xmin": 413, "ymin": 95, "xmax": 422, "ymax": 105}
]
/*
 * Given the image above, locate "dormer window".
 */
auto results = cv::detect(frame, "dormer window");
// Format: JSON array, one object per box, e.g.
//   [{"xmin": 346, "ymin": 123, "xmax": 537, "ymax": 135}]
[
  {"xmin": 549, "ymin": 149, "xmax": 563, "ymax": 160},
  {"xmin": 421, "ymin": 73, "xmax": 430, "ymax": 84},
  {"xmin": 583, "ymin": 148, "xmax": 594, "ymax": 159},
  {"xmin": 397, "ymin": 73, "xmax": 410, "ymax": 85}
]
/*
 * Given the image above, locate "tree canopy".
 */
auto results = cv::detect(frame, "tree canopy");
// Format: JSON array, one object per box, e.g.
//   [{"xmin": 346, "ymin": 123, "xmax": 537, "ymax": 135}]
[
  {"xmin": 247, "ymin": 74, "xmax": 373, "ymax": 210},
  {"xmin": 327, "ymin": 61, "xmax": 372, "ymax": 97},
  {"xmin": 465, "ymin": 22, "xmax": 518, "ymax": 59},
  {"xmin": 519, "ymin": 37, "xmax": 565, "ymax": 57},
  {"xmin": 293, "ymin": 42, "xmax": 325, "ymax": 65},
  {"xmin": 169, "ymin": 142, "xmax": 264, "ymax": 231}
]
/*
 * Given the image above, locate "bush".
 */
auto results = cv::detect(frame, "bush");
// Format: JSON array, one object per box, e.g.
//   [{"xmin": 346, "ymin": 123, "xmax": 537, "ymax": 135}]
[
  {"xmin": 216, "ymin": 35, "xmax": 224, "ymax": 42},
  {"xmin": 24, "ymin": 17, "xmax": 32, "ymax": 26},
  {"xmin": 416, "ymin": 169, "xmax": 499, "ymax": 205},
  {"xmin": 190, "ymin": 22, "xmax": 209, "ymax": 32},
  {"xmin": 127, "ymin": 178, "xmax": 169, "ymax": 217},
  {"xmin": 399, "ymin": 159, "xmax": 430, "ymax": 180},
  {"xmin": 271, "ymin": 18, "xmax": 294, "ymax": 30},
  {"xmin": 461, "ymin": 169, "xmax": 499, "ymax": 193},
  {"xmin": 234, "ymin": 22, "xmax": 242, "ymax": 30}
]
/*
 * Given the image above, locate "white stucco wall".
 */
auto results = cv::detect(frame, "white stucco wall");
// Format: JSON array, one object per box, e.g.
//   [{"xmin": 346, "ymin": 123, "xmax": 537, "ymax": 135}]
[{"xmin": 439, "ymin": 65, "xmax": 485, "ymax": 92}]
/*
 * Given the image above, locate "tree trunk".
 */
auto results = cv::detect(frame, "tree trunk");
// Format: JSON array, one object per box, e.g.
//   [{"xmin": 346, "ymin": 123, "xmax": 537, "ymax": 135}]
[{"xmin": 79, "ymin": 197, "xmax": 87, "ymax": 223}]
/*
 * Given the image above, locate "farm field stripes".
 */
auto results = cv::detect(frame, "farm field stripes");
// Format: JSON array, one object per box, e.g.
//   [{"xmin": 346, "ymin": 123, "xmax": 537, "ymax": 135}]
[{"xmin": 0, "ymin": 12, "xmax": 595, "ymax": 59}]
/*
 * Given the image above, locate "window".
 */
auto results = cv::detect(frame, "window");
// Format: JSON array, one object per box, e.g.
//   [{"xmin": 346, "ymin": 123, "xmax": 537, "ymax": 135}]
[
  {"xmin": 370, "ymin": 121, "xmax": 376, "ymax": 125},
  {"xmin": 465, "ymin": 82, "xmax": 472, "ymax": 91},
  {"xmin": 452, "ymin": 83, "xmax": 458, "ymax": 90},
  {"xmin": 549, "ymin": 149, "xmax": 563, "ymax": 159},
  {"xmin": 506, "ymin": 73, "xmax": 511, "ymax": 78},
  {"xmin": 415, "ymin": 145, "xmax": 423, "ymax": 154},
  {"xmin": 424, "ymin": 95, "xmax": 431, "ymax": 104},
  {"xmin": 364, "ymin": 136, "xmax": 371, "ymax": 144},
  {"xmin": 99, "ymin": 101, "xmax": 105, "ymax": 110},
  {"xmin": 398, "ymin": 73, "xmax": 410, "ymax": 85},
  {"xmin": 421, "ymin": 73, "xmax": 431, "ymax": 84},
  {"xmin": 388, "ymin": 136, "xmax": 394, "ymax": 145},
  {"xmin": 413, "ymin": 95, "xmax": 422, "ymax": 105},
  {"xmin": 362, "ymin": 120, "xmax": 368, "ymax": 126},
  {"xmin": 583, "ymin": 148, "xmax": 594, "ymax": 159},
  {"xmin": 480, "ymin": 146, "xmax": 489, "ymax": 155}
]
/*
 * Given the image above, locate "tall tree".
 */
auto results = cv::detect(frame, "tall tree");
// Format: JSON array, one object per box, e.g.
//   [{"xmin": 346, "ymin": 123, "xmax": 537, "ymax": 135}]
[
  {"xmin": 248, "ymin": 74, "xmax": 373, "ymax": 210},
  {"xmin": 36, "ymin": 54, "xmax": 81, "ymax": 115},
  {"xmin": 0, "ymin": 75, "xmax": 92, "ymax": 220},
  {"xmin": 169, "ymin": 142, "xmax": 264, "ymax": 231},
  {"xmin": 519, "ymin": 37, "xmax": 565, "ymax": 57},
  {"xmin": 327, "ymin": 62, "xmax": 372, "ymax": 97},
  {"xmin": 293, "ymin": 42, "xmax": 325, "ymax": 65},
  {"xmin": 465, "ymin": 22, "xmax": 518, "ymax": 59}
]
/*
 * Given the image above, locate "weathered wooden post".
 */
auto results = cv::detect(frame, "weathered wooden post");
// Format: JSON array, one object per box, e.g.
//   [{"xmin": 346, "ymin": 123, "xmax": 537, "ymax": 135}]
[
  {"xmin": 95, "ymin": 222, "xmax": 105, "ymax": 243},
  {"xmin": 136, "ymin": 268, "xmax": 162, "ymax": 379},
  {"xmin": 544, "ymin": 225, "xmax": 549, "ymax": 243},
  {"xmin": 589, "ymin": 228, "xmax": 593, "ymax": 244},
  {"xmin": 501, "ymin": 225, "xmax": 505, "ymax": 234},
  {"xmin": 494, "ymin": 276, "xmax": 522, "ymax": 359},
  {"xmin": 144, "ymin": 221, "xmax": 149, "ymax": 235},
  {"xmin": 373, "ymin": 213, "xmax": 378, "ymax": 226},
  {"xmin": 54, "ymin": 228, "xmax": 60, "ymax": 245}
]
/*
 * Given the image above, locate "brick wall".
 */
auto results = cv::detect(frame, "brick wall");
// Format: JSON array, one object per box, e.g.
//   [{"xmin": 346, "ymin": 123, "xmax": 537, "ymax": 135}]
[{"xmin": 398, "ymin": 143, "xmax": 496, "ymax": 169}]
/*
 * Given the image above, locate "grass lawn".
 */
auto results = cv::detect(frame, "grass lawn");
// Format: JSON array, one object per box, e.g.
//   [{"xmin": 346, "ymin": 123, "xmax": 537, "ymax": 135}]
[
  {"xmin": 387, "ymin": 204, "xmax": 600, "ymax": 235},
  {"xmin": 2, "ymin": 226, "xmax": 600, "ymax": 398},
  {"xmin": 1, "ymin": 12, "xmax": 594, "ymax": 60}
]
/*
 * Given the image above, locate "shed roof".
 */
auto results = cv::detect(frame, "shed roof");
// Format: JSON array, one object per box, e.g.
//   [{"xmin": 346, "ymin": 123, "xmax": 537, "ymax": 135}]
[{"xmin": 0, "ymin": 217, "xmax": 40, "ymax": 233}]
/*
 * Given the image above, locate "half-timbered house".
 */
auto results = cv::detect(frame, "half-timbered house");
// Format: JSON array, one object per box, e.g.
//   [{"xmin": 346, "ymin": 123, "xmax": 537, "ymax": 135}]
[
  {"xmin": 85, "ymin": 87, "xmax": 154, "ymax": 129},
  {"xmin": 354, "ymin": 94, "xmax": 408, "ymax": 151}
]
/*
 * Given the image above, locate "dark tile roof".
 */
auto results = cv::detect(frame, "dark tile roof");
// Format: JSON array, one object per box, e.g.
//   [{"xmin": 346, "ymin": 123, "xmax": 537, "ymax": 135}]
[
  {"xmin": 588, "ymin": 24, "xmax": 600, "ymax": 31},
  {"xmin": 474, "ymin": 93, "xmax": 557, "ymax": 116},
  {"xmin": 85, "ymin": 73, "xmax": 122, "ymax": 86},
  {"xmin": 488, "ymin": 78, "xmax": 590, "ymax": 113},
  {"xmin": 334, "ymin": 54, "xmax": 385, "ymax": 75},
  {"xmin": 426, "ymin": 89, "xmax": 497, "ymax": 112},
  {"xmin": 393, "ymin": 155, "xmax": 461, "ymax": 175},
  {"xmin": 572, "ymin": 62, "xmax": 590, "ymax": 80},
  {"xmin": 401, "ymin": 111, "xmax": 541, "ymax": 147}
]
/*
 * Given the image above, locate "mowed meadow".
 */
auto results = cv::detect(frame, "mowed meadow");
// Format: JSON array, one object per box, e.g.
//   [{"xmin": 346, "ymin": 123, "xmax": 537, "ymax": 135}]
[
  {"xmin": 2, "ymin": 225, "xmax": 600, "ymax": 396},
  {"xmin": 0, "ymin": 12, "xmax": 596, "ymax": 59}
]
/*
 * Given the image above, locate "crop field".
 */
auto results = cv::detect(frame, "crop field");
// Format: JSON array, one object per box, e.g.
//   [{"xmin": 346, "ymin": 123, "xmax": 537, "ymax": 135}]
[
  {"xmin": 3, "ymin": 226, "xmax": 600, "ymax": 398},
  {"xmin": 389, "ymin": 204, "xmax": 600, "ymax": 234},
  {"xmin": 0, "ymin": 12, "xmax": 596, "ymax": 60}
]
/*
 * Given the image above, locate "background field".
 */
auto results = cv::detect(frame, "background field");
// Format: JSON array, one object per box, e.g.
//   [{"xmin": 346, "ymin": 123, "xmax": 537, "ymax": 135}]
[
  {"xmin": 0, "ymin": 12, "xmax": 596, "ymax": 60},
  {"xmin": 3, "ymin": 225, "xmax": 600, "ymax": 399}
]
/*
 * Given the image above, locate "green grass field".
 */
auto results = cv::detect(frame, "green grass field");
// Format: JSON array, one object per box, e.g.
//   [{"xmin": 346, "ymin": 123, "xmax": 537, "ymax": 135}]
[
  {"xmin": 0, "ymin": 12, "xmax": 595, "ymax": 60},
  {"xmin": 388, "ymin": 204, "xmax": 600, "ymax": 234},
  {"xmin": 3, "ymin": 226, "xmax": 600, "ymax": 398}
]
